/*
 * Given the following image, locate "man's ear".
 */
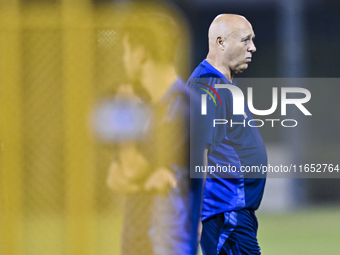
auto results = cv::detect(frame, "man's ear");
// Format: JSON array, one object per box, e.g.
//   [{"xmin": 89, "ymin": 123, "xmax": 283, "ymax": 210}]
[{"xmin": 216, "ymin": 36, "xmax": 225, "ymax": 51}]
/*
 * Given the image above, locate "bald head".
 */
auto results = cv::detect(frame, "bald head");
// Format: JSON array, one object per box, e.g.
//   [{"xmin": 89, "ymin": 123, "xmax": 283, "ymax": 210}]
[
  {"xmin": 208, "ymin": 14, "xmax": 250, "ymax": 43},
  {"xmin": 207, "ymin": 14, "xmax": 256, "ymax": 80}
]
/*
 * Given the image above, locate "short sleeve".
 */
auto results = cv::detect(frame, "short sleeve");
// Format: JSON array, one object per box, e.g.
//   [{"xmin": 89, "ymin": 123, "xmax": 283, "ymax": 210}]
[{"xmin": 188, "ymin": 78, "xmax": 216, "ymax": 154}]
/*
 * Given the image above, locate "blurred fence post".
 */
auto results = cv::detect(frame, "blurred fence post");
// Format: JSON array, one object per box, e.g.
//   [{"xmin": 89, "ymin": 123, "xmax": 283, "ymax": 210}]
[
  {"xmin": 278, "ymin": 0, "xmax": 306, "ymax": 78},
  {"xmin": 278, "ymin": 0, "xmax": 307, "ymax": 204},
  {"xmin": 61, "ymin": 1, "xmax": 96, "ymax": 254},
  {"xmin": 0, "ymin": 1, "xmax": 23, "ymax": 254}
]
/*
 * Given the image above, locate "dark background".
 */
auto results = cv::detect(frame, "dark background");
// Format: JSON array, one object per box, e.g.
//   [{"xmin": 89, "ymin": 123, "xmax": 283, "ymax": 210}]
[{"xmin": 129, "ymin": 0, "xmax": 340, "ymax": 205}]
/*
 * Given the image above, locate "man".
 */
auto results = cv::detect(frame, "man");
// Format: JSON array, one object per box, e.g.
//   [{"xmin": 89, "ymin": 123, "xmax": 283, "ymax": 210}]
[
  {"xmin": 188, "ymin": 14, "xmax": 267, "ymax": 254},
  {"xmin": 106, "ymin": 11, "xmax": 205, "ymax": 255}
]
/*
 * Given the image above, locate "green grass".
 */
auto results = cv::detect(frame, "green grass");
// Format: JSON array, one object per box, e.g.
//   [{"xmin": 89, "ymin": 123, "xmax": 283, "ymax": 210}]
[
  {"xmin": 257, "ymin": 207, "xmax": 340, "ymax": 255},
  {"xmin": 20, "ymin": 207, "xmax": 340, "ymax": 255}
]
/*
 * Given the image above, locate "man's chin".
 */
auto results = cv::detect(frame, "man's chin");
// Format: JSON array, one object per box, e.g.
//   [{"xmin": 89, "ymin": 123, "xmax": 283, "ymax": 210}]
[{"xmin": 235, "ymin": 64, "xmax": 248, "ymax": 74}]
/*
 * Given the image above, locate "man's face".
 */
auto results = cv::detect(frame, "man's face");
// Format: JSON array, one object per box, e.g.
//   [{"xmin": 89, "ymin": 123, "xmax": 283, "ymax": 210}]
[
  {"xmin": 223, "ymin": 22, "xmax": 256, "ymax": 74},
  {"xmin": 122, "ymin": 34, "xmax": 142, "ymax": 82}
]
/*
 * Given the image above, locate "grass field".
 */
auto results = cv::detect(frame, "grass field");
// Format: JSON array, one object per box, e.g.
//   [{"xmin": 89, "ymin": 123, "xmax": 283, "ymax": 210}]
[
  {"xmin": 257, "ymin": 207, "xmax": 340, "ymax": 255},
  {"xmin": 20, "ymin": 206, "xmax": 340, "ymax": 255}
]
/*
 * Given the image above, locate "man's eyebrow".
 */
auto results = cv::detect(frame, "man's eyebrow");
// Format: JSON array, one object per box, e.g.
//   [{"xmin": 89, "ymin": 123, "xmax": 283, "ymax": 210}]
[{"xmin": 241, "ymin": 34, "xmax": 255, "ymax": 41}]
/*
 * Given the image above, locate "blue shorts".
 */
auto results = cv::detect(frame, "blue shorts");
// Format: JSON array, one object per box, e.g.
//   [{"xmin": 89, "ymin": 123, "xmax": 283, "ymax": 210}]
[{"xmin": 201, "ymin": 210, "xmax": 261, "ymax": 255}]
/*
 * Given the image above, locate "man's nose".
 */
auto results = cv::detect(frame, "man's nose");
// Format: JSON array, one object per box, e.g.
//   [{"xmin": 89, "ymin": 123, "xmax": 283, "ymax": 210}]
[{"xmin": 248, "ymin": 40, "xmax": 256, "ymax": 53}]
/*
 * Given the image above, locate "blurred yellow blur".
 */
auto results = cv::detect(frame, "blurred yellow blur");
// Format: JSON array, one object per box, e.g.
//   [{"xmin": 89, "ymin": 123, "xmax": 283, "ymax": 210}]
[{"xmin": 0, "ymin": 1, "xmax": 189, "ymax": 254}]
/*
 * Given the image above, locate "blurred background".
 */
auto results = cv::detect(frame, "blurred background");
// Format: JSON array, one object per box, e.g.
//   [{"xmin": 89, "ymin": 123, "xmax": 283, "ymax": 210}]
[{"xmin": 0, "ymin": 0, "xmax": 339, "ymax": 254}]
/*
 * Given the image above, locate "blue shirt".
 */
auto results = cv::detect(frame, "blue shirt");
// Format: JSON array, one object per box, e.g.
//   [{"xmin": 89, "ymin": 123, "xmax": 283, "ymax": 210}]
[{"xmin": 187, "ymin": 60, "xmax": 267, "ymax": 221}]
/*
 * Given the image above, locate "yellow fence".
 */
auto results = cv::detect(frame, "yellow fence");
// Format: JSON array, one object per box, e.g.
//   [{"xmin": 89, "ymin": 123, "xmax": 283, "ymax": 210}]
[{"xmin": 0, "ymin": 1, "xmax": 188, "ymax": 254}]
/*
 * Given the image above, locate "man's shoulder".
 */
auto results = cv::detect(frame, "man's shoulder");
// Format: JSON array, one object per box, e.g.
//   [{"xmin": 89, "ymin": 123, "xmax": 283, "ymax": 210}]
[
  {"xmin": 187, "ymin": 60, "xmax": 226, "ymax": 92},
  {"xmin": 189, "ymin": 60, "xmax": 222, "ymax": 80},
  {"xmin": 164, "ymin": 78, "xmax": 190, "ymax": 101},
  {"xmin": 160, "ymin": 78, "xmax": 191, "ymax": 118},
  {"xmin": 186, "ymin": 75, "xmax": 232, "ymax": 103}
]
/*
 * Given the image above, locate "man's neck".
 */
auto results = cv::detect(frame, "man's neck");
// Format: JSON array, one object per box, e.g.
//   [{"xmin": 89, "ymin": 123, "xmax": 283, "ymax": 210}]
[{"xmin": 206, "ymin": 54, "xmax": 234, "ymax": 83}]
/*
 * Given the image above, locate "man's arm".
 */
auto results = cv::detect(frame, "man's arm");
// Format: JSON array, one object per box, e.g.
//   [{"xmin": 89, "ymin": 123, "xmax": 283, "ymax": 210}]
[
  {"xmin": 107, "ymin": 142, "xmax": 177, "ymax": 195},
  {"xmin": 106, "ymin": 161, "xmax": 140, "ymax": 194},
  {"xmin": 106, "ymin": 142, "xmax": 150, "ymax": 194}
]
